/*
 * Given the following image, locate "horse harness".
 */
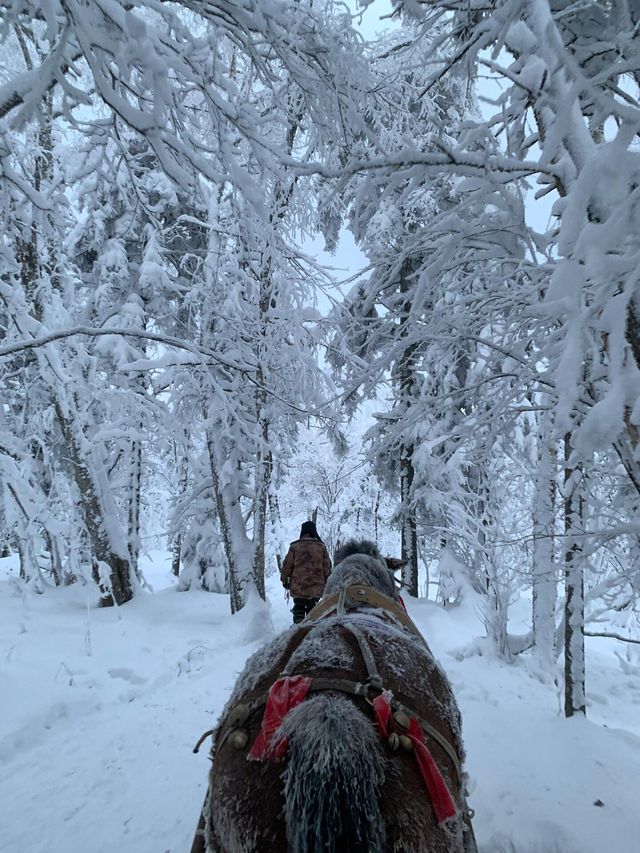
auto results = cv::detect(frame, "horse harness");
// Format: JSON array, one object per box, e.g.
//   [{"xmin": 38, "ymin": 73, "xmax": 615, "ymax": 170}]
[
  {"xmin": 305, "ymin": 583, "xmax": 429, "ymax": 647},
  {"xmin": 191, "ymin": 585, "xmax": 473, "ymax": 853},
  {"xmin": 195, "ymin": 585, "xmax": 461, "ymax": 778}
]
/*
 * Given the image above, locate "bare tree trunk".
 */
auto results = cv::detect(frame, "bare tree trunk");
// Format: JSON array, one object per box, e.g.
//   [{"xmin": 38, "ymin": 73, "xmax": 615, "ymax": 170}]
[
  {"xmin": 206, "ymin": 431, "xmax": 251, "ymax": 613},
  {"xmin": 473, "ymin": 469, "xmax": 510, "ymax": 657},
  {"xmin": 43, "ymin": 528, "xmax": 63, "ymax": 586},
  {"xmin": 55, "ymin": 401, "xmax": 133, "ymax": 606},
  {"xmin": 397, "ymin": 258, "xmax": 419, "ymax": 597},
  {"xmin": 485, "ymin": 573, "xmax": 511, "ymax": 658},
  {"xmin": 473, "ymin": 471, "xmax": 491, "ymax": 593},
  {"xmin": 268, "ymin": 491, "xmax": 281, "ymax": 525},
  {"xmin": 0, "ymin": 421, "xmax": 10, "ymax": 560},
  {"xmin": 564, "ymin": 433, "xmax": 586, "ymax": 717},
  {"xmin": 532, "ymin": 416, "xmax": 557, "ymax": 675},
  {"xmin": 6, "ymin": 482, "xmax": 45, "ymax": 591},
  {"xmin": 18, "ymin": 541, "xmax": 27, "ymax": 581},
  {"xmin": 8, "ymin": 53, "xmax": 85, "ymax": 593},
  {"xmin": 251, "ymin": 408, "xmax": 271, "ymax": 601},
  {"xmin": 172, "ymin": 440, "xmax": 189, "ymax": 578},
  {"xmin": 400, "ymin": 448, "xmax": 419, "ymax": 596},
  {"xmin": 128, "ymin": 437, "xmax": 143, "ymax": 578},
  {"xmin": 268, "ymin": 491, "xmax": 283, "ymax": 574},
  {"xmin": 206, "ymin": 432, "xmax": 239, "ymax": 608},
  {"xmin": 373, "ymin": 487, "xmax": 380, "ymax": 543},
  {"xmin": 171, "ymin": 534, "xmax": 182, "ymax": 578}
]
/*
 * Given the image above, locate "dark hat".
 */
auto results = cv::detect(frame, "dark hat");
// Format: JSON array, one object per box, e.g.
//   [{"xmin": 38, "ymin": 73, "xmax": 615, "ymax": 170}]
[{"xmin": 300, "ymin": 520, "xmax": 321, "ymax": 540}]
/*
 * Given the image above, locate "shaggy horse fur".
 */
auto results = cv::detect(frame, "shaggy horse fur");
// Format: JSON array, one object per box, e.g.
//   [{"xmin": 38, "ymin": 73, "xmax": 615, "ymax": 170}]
[{"xmin": 196, "ymin": 540, "xmax": 472, "ymax": 853}]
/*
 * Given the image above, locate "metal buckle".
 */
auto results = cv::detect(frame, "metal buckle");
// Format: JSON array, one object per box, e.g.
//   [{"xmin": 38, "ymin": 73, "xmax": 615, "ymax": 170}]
[{"xmin": 362, "ymin": 681, "xmax": 383, "ymax": 705}]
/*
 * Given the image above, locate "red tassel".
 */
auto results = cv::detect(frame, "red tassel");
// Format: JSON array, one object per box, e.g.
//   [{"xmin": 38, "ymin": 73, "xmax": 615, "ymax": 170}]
[
  {"xmin": 372, "ymin": 693, "xmax": 456, "ymax": 824},
  {"xmin": 373, "ymin": 692, "xmax": 393, "ymax": 737},
  {"xmin": 248, "ymin": 675, "xmax": 312, "ymax": 761},
  {"xmin": 406, "ymin": 718, "xmax": 457, "ymax": 823}
]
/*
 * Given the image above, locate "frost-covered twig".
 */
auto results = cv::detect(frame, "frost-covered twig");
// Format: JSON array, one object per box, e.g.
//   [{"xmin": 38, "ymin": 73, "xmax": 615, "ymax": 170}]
[{"xmin": 584, "ymin": 631, "xmax": 640, "ymax": 646}]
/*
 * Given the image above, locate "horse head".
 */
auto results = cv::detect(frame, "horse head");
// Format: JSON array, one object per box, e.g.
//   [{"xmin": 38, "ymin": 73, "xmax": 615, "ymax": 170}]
[{"xmin": 324, "ymin": 539, "xmax": 400, "ymax": 600}]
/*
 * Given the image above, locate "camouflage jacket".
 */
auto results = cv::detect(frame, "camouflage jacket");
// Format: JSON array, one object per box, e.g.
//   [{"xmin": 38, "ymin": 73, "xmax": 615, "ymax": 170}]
[{"xmin": 281, "ymin": 537, "xmax": 332, "ymax": 599}]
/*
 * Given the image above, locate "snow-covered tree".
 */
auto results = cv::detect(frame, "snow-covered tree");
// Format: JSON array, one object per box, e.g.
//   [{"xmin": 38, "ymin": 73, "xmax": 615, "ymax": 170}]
[
  {"xmin": 356, "ymin": 0, "xmax": 640, "ymax": 710},
  {"xmin": 328, "ymin": 18, "xmax": 533, "ymax": 614},
  {"xmin": 1, "ymin": 0, "xmax": 369, "ymax": 608}
]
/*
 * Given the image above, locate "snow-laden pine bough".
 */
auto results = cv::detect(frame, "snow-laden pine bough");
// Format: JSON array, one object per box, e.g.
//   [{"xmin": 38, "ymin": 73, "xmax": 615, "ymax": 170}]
[{"xmin": 190, "ymin": 540, "xmax": 477, "ymax": 853}]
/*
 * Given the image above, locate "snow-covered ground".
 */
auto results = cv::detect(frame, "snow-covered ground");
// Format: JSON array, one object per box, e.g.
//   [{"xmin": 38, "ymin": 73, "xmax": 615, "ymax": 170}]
[{"xmin": 1, "ymin": 553, "xmax": 639, "ymax": 853}]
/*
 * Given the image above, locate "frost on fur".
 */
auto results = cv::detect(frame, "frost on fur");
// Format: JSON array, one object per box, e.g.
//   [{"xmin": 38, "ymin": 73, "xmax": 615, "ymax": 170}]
[
  {"xmin": 280, "ymin": 694, "xmax": 386, "ymax": 853},
  {"xmin": 326, "ymin": 539, "xmax": 397, "ymax": 599},
  {"xmin": 334, "ymin": 539, "xmax": 385, "ymax": 565}
]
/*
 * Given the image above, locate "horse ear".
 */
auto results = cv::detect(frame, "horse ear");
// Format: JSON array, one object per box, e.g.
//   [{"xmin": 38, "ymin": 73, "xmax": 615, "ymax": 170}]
[{"xmin": 385, "ymin": 557, "xmax": 407, "ymax": 571}]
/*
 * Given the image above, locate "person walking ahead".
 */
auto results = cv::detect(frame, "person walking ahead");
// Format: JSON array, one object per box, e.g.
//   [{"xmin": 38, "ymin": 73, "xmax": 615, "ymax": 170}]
[{"xmin": 281, "ymin": 521, "xmax": 332, "ymax": 624}]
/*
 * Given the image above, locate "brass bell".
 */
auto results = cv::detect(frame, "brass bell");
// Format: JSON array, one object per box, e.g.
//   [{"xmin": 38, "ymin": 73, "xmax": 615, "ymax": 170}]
[
  {"xmin": 229, "ymin": 729, "xmax": 248, "ymax": 750},
  {"xmin": 393, "ymin": 711, "xmax": 411, "ymax": 731},
  {"xmin": 229, "ymin": 703, "xmax": 250, "ymax": 727},
  {"xmin": 399, "ymin": 735, "xmax": 413, "ymax": 752},
  {"xmin": 387, "ymin": 732, "xmax": 400, "ymax": 751}
]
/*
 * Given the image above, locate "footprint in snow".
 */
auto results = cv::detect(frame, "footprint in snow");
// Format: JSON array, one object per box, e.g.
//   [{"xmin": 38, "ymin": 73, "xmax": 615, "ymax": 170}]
[{"xmin": 108, "ymin": 668, "xmax": 147, "ymax": 685}]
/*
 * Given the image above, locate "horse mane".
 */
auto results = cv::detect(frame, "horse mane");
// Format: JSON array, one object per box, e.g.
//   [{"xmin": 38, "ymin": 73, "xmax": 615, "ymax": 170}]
[{"xmin": 326, "ymin": 539, "xmax": 397, "ymax": 600}]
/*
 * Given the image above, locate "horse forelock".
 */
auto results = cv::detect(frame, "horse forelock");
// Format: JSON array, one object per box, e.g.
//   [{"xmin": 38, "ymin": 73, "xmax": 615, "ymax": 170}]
[
  {"xmin": 334, "ymin": 539, "xmax": 382, "ymax": 565},
  {"xmin": 326, "ymin": 539, "xmax": 396, "ymax": 599}
]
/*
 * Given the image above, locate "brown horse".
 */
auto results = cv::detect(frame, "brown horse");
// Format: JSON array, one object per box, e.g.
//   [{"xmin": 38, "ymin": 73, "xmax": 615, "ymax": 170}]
[{"xmin": 191, "ymin": 540, "xmax": 477, "ymax": 853}]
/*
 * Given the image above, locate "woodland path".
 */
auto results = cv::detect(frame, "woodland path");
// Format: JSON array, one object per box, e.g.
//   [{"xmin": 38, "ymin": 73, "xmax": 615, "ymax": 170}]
[{"xmin": 1, "ymin": 555, "xmax": 639, "ymax": 853}]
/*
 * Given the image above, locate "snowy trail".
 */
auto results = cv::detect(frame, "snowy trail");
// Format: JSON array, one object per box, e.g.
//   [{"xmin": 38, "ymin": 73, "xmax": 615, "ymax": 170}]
[
  {"xmin": 2, "ymin": 557, "xmax": 640, "ymax": 853},
  {"xmin": 415, "ymin": 595, "xmax": 640, "ymax": 852},
  {"xmin": 0, "ymin": 561, "xmax": 272, "ymax": 853}
]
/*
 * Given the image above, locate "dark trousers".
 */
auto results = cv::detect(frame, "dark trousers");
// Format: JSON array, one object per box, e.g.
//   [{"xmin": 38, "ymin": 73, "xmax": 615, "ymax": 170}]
[{"xmin": 292, "ymin": 597, "xmax": 319, "ymax": 624}]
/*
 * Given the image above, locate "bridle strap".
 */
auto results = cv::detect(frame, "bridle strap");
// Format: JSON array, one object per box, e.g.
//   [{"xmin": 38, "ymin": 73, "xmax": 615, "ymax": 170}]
[{"xmin": 344, "ymin": 621, "xmax": 383, "ymax": 688}]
